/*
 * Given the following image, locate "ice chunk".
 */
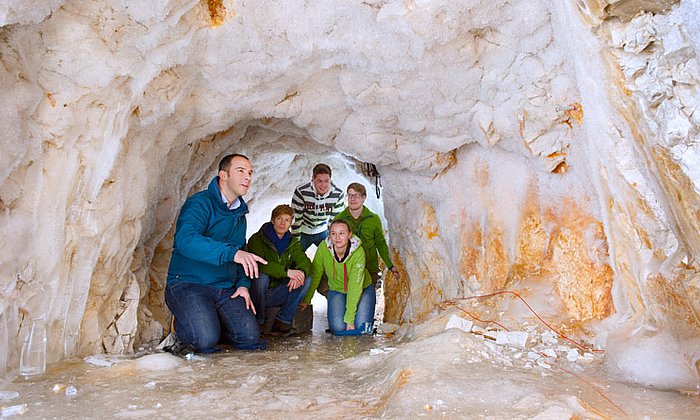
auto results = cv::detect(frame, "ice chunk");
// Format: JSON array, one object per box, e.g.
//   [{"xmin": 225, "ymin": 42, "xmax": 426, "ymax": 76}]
[
  {"xmin": 65, "ymin": 386, "xmax": 78, "ymax": 398},
  {"xmin": 495, "ymin": 331, "xmax": 529, "ymax": 349},
  {"xmin": 540, "ymin": 330, "xmax": 558, "ymax": 345},
  {"xmin": 541, "ymin": 348, "xmax": 557, "ymax": 358},
  {"xmin": 606, "ymin": 330, "xmax": 700, "ymax": 390},
  {"xmin": 134, "ymin": 353, "xmax": 182, "ymax": 371},
  {"xmin": 1, "ymin": 404, "xmax": 28, "ymax": 417},
  {"xmin": 0, "ymin": 391, "xmax": 20, "ymax": 401},
  {"xmin": 445, "ymin": 315, "xmax": 473, "ymax": 333},
  {"xmin": 84, "ymin": 355, "xmax": 114, "ymax": 367},
  {"xmin": 566, "ymin": 349, "xmax": 579, "ymax": 362},
  {"xmin": 370, "ymin": 348, "xmax": 385, "ymax": 356}
]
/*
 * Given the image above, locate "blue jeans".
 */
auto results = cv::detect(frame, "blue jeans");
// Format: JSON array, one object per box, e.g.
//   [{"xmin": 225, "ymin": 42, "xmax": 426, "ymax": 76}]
[
  {"xmin": 327, "ymin": 285, "xmax": 376, "ymax": 334},
  {"xmin": 250, "ymin": 273, "xmax": 312, "ymax": 324},
  {"xmin": 165, "ymin": 282, "xmax": 260, "ymax": 353},
  {"xmin": 300, "ymin": 230, "xmax": 328, "ymax": 251}
]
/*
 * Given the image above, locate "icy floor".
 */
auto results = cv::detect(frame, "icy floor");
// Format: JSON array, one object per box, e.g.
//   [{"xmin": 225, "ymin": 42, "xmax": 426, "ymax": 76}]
[{"xmin": 2, "ymin": 308, "xmax": 699, "ymax": 419}]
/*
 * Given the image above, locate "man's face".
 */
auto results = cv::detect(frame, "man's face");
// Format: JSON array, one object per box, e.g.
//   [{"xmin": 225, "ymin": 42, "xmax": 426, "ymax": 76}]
[
  {"xmin": 272, "ymin": 214, "xmax": 292, "ymax": 236},
  {"xmin": 312, "ymin": 173, "xmax": 331, "ymax": 195},
  {"xmin": 220, "ymin": 156, "xmax": 252, "ymax": 200},
  {"xmin": 347, "ymin": 188, "xmax": 365, "ymax": 212}
]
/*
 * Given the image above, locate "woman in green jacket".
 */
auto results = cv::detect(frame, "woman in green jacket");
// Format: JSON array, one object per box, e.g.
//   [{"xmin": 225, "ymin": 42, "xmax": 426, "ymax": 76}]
[{"xmin": 301, "ymin": 219, "xmax": 375, "ymax": 334}]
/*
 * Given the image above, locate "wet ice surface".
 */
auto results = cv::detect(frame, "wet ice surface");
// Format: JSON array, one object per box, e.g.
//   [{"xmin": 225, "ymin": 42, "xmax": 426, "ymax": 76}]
[{"xmin": 2, "ymin": 311, "xmax": 699, "ymax": 419}]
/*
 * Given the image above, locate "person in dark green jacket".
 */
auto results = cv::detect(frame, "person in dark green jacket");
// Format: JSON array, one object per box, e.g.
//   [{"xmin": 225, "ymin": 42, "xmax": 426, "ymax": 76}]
[
  {"xmin": 335, "ymin": 182, "xmax": 398, "ymax": 287},
  {"xmin": 248, "ymin": 204, "xmax": 312, "ymax": 333}
]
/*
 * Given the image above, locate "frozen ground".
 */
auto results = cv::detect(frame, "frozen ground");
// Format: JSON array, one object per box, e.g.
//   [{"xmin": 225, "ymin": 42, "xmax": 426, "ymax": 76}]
[{"xmin": 1, "ymin": 305, "xmax": 698, "ymax": 419}]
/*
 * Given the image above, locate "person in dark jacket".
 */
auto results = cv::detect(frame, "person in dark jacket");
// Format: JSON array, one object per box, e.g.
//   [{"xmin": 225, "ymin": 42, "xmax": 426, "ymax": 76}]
[
  {"xmin": 165, "ymin": 154, "xmax": 267, "ymax": 353},
  {"xmin": 247, "ymin": 204, "xmax": 312, "ymax": 333}
]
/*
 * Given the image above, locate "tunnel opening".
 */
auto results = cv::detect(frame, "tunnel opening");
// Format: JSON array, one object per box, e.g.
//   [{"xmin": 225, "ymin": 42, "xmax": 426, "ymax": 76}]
[{"xmin": 140, "ymin": 119, "xmax": 393, "ymax": 349}]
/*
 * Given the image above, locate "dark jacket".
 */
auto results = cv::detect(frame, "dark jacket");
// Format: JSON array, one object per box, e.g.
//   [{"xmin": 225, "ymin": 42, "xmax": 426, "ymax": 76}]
[
  {"xmin": 246, "ymin": 222, "xmax": 312, "ymax": 289},
  {"xmin": 166, "ymin": 177, "xmax": 250, "ymax": 289}
]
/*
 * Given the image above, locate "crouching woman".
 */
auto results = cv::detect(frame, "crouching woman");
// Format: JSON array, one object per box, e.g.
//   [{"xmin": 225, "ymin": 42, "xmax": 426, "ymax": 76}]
[{"xmin": 301, "ymin": 219, "xmax": 375, "ymax": 334}]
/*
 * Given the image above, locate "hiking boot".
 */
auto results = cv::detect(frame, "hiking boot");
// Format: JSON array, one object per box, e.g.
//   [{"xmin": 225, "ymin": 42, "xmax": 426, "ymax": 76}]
[
  {"xmin": 272, "ymin": 319, "xmax": 293, "ymax": 333},
  {"xmin": 163, "ymin": 335, "xmax": 197, "ymax": 358}
]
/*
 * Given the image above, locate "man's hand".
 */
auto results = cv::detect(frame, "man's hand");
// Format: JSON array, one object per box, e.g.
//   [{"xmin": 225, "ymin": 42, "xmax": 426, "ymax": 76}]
[
  {"xmin": 298, "ymin": 302, "xmax": 308, "ymax": 311},
  {"xmin": 287, "ymin": 269, "xmax": 305, "ymax": 283},
  {"xmin": 346, "ymin": 323, "xmax": 355, "ymax": 330},
  {"xmin": 390, "ymin": 266, "xmax": 399, "ymax": 277},
  {"xmin": 234, "ymin": 250, "xmax": 267, "ymax": 278},
  {"xmin": 231, "ymin": 286, "xmax": 256, "ymax": 315}
]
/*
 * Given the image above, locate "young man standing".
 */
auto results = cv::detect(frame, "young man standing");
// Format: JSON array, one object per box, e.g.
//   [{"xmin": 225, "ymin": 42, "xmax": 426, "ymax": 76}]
[
  {"xmin": 290, "ymin": 163, "xmax": 345, "ymax": 251},
  {"xmin": 335, "ymin": 182, "xmax": 399, "ymax": 286},
  {"xmin": 165, "ymin": 154, "xmax": 268, "ymax": 353},
  {"xmin": 247, "ymin": 204, "xmax": 312, "ymax": 333}
]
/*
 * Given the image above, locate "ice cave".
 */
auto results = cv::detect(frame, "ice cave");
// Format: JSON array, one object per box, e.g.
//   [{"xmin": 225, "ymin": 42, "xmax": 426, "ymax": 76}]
[{"xmin": 1, "ymin": 0, "xmax": 699, "ymax": 418}]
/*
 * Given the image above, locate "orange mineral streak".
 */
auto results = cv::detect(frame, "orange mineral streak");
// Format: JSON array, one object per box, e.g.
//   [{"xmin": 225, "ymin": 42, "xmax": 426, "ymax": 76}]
[
  {"xmin": 459, "ymin": 219, "xmax": 510, "ymax": 293},
  {"xmin": 512, "ymin": 208, "xmax": 550, "ymax": 281},
  {"xmin": 206, "ymin": 0, "xmax": 226, "ymax": 26},
  {"xmin": 461, "ymin": 194, "xmax": 614, "ymax": 322},
  {"xmin": 46, "ymin": 92, "xmax": 56, "ymax": 107},
  {"xmin": 413, "ymin": 279, "xmax": 444, "ymax": 322},
  {"xmin": 432, "ymin": 149, "xmax": 458, "ymax": 178},
  {"xmin": 647, "ymin": 273, "xmax": 700, "ymax": 331},
  {"xmin": 561, "ymin": 102, "xmax": 584, "ymax": 128},
  {"xmin": 383, "ymin": 251, "xmax": 411, "ymax": 324},
  {"xmin": 550, "ymin": 201, "xmax": 614, "ymax": 321},
  {"xmin": 420, "ymin": 203, "xmax": 440, "ymax": 239}
]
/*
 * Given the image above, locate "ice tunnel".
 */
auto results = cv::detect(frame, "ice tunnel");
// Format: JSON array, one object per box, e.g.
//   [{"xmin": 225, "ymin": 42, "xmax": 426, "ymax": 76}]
[{"xmin": 1, "ymin": 0, "xmax": 700, "ymax": 406}]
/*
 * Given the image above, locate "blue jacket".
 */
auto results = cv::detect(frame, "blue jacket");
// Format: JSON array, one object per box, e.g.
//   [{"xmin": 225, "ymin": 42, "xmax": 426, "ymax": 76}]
[{"xmin": 166, "ymin": 177, "xmax": 250, "ymax": 289}]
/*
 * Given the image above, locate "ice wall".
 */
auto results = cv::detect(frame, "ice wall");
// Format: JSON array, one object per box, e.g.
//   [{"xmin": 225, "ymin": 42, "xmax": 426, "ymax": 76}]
[{"xmin": 0, "ymin": 0, "xmax": 698, "ymax": 389}]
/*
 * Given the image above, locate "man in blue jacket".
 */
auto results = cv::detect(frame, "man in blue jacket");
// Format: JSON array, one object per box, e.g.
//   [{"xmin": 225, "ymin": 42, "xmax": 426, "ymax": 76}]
[{"xmin": 165, "ymin": 154, "xmax": 268, "ymax": 353}]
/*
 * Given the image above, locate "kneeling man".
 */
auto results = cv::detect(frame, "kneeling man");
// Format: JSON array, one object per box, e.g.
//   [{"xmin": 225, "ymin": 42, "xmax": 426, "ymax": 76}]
[
  {"xmin": 248, "ymin": 204, "xmax": 312, "ymax": 333},
  {"xmin": 165, "ymin": 154, "xmax": 267, "ymax": 353}
]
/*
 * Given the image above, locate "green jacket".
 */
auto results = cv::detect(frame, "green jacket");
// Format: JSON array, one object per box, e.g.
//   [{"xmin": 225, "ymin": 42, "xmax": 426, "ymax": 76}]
[
  {"xmin": 246, "ymin": 223, "xmax": 312, "ymax": 289},
  {"xmin": 334, "ymin": 206, "xmax": 393, "ymax": 274},
  {"xmin": 303, "ymin": 235, "xmax": 371, "ymax": 324}
]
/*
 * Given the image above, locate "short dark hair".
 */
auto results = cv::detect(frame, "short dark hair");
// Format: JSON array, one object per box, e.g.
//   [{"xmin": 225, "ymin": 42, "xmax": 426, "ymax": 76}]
[
  {"xmin": 312, "ymin": 163, "xmax": 332, "ymax": 178},
  {"xmin": 219, "ymin": 154, "xmax": 250, "ymax": 172},
  {"xmin": 330, "ymin": 218, "xmax": 352, "ymax": 234},
  {"xmin": 271, "ymin": 204, "xmax": 294, "ymax": 221},
  {"xmin": 347, "ymin": 182, "xmax": 366, "ymax": 197}
]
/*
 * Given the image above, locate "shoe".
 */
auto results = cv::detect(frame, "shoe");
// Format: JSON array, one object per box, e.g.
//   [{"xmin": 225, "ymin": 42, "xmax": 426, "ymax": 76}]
[
  {"xmin": 163, "ymin": 335, "xmax": 197, "ymax": 358},
  {"xmin": 272, "ymin": 319, "xmax": 293, "ymax": 333}
]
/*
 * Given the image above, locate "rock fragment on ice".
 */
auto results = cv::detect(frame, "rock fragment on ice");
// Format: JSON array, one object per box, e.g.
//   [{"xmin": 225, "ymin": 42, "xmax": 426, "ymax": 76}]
[
  {"xmin": 0, "ymin": 390, "xmax": 20, "ymax": 401},
  {"xmin": 541, "ymin": 348, "xmax": 557, "ymax": 358},
  {"xmin": 566, "ymin": 349, "xmax": 579, "ymax": 361},
  {"xmin": 495, "ymin": 331, "xmax": 528, "ymax": 349},
  {"xmin": 377, "ymin": 323, "xmax": 399, "ymax": 334},
  {"xmin": 134, "ymin": 353, "xmax": 182, "ymax": 371},
  {"xmin": 84, "ymin": 355, "xmax": 114, "ymax": 367},
  {"xmin": 540, "ymin": 331, "xmax": 558, "ymax": 345},
  {"xmin": 445, "ymin": 315, "xmax": 473, "ymax": 333}
]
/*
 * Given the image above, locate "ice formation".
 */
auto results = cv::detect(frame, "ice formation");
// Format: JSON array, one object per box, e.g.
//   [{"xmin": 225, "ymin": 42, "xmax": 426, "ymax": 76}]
[{"xmin": 1, "ymin": 0, "xmax": 699, "ymax": 394}]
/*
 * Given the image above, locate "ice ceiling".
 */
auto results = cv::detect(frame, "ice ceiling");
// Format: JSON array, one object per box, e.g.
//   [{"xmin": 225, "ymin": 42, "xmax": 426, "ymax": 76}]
[{"xmin": 1, "ymin": 0, "xmax": 699, "ymax": 389}]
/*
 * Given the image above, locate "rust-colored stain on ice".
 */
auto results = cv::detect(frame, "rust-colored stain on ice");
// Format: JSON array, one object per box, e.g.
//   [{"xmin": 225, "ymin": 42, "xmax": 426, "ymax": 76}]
[
  {"xmin": 459, "ymin": 221, "xmax": 509, "ymax": 293},
  {"xmin": 421, "ymin": 203, "xmax": 440, "ymax": 239},
  {"xmin": 561, "ymin": 102, "xmax": 583, "ymax": 127},
  {"xmin": 383, "ymin": 251, "xmax": 410, "ymax": 324},
  {"xmin": 206, "ymin": 0, "xmax": 227, "ymax": 26}
]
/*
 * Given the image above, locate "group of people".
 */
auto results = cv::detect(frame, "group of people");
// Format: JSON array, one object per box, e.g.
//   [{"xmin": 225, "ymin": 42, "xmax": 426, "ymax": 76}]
[{"xmin": 165, "ymin": 155, "xmax": 397, "ymax": 353}]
